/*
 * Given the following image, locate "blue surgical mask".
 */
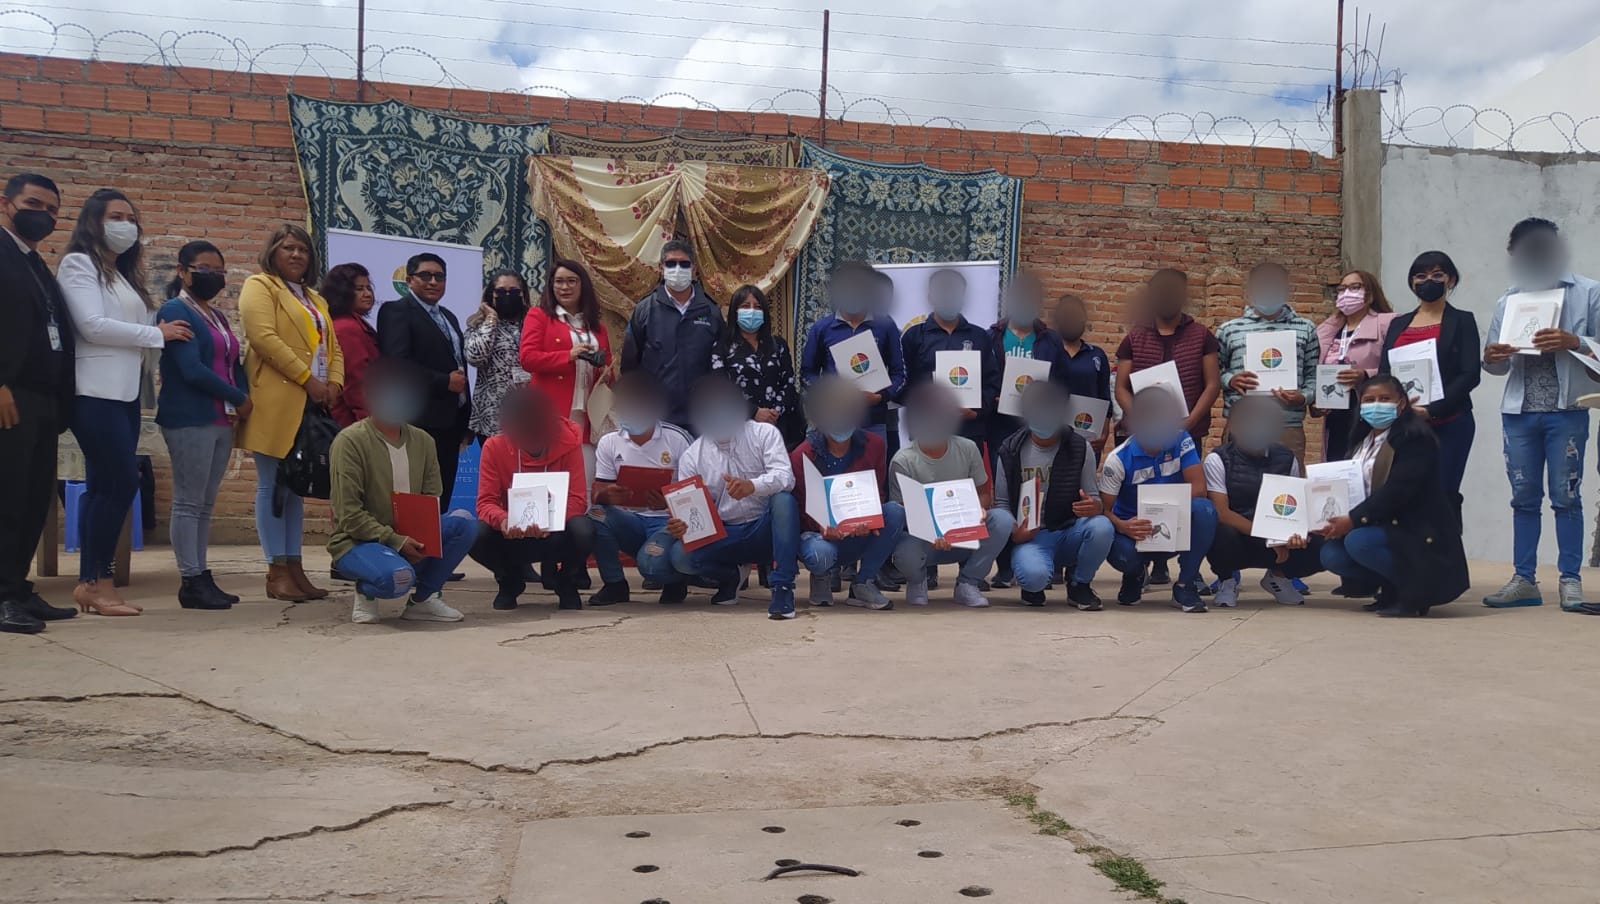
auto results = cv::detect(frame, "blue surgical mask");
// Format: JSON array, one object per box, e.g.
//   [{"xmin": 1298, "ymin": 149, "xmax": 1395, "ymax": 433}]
[
  {"xmin": 737, "ymin": 308, "xmax": 765, "ymax": 332},
  {"xmin": 618, "ymin": 417, "xmax": 655, "ymax": 437},
  {"xmin": 1249, "ymin": 294, "xmax": 1287, "ymax": 318},
  {"xmin": 1026, "ymin": 417, "xmax": 1058, "ymax": 440},
  {"xmin": 1359, "ymin": 402, "xmax": 1399, "ymax": 430},
  {"xmin": 368, "ymin": 387, "xmax": 424, "ymax": 426},
  {"xmin": 825, "ymin": 428, "xmax": 856, "ymax": 444}
]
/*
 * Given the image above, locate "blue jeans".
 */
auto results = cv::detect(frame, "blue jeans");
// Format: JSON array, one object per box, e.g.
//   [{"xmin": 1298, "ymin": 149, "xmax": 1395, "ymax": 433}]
[
  {"xmin": 1012, "ymin": 515, "xmax": 1116, "ymax": 591},
  {"xmin": 800, "ymin": 502, "xmax": 907, "ymax": 582},
  {"xmin": 253, "ymin": 452, "xmax": 304, "ymax": 562},
  {"xmin": 892, "ymin": 507, "xmax": 1017, "ymax": 586},
  {"xmin": 1105, "ymin": 498, "xmax": 1218, "ymax": 585},
  {"xmin": 1432, "ymin": 413, "xmax": 1475, "ymax": 499},
  {"xmin": 1503, "ymin": 410, "xmax": 1588, "ymax": 581},
  {"xmin": 332, "ymin": 512, "xmax": 477, "ymax": 600},
  {"xmin": 70, "ymin": 397, "xmax": 143, "ymax": 582},
  {"xmin": 591, "ymin": 507, "xmax": 670, "ymax": 585},
  {"xmin": 641, "ymin": 491, "xmax": 800, "ymax": 596},
  {"xmin": 1320, "ymin": 527, "xmax": 1397, "ymax": 587}
]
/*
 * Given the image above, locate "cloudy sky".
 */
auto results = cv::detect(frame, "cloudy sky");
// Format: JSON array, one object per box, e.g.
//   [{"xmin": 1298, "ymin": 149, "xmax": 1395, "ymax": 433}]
[{"xmin": 4, "ymin": 0, "xmax": 1598, "ymax": 151}]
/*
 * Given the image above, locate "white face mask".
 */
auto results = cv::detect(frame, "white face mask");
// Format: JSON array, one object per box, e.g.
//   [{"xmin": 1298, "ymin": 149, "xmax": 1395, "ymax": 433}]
[
  {"xmin": 103, "ymin": 220, "xmax": 140, "ymax": 254},
  {"xmin": 663, "ymin": 267, "xmax": 693, "ymax": 292}
]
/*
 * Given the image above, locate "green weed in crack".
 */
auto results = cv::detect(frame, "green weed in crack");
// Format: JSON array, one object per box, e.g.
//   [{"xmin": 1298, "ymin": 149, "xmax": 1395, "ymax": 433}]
[{"xmin": 1005, "ymin": 791, "xmax": 1186, "ymax": 904}]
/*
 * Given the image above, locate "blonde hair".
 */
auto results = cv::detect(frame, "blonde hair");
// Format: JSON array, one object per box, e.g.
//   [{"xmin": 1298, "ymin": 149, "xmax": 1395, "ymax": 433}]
[{"xmin": 258, "ymin": 223, "xmax": 321, "ymax": 284}]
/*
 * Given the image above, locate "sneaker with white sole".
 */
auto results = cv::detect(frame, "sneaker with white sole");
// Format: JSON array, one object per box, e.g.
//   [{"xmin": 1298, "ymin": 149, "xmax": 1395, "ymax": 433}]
[
  {"xmin": 401, "ymin": 593, "xmax": 464, "ymax": 622},
  {"xmin": 1483, "ymin": 575, "xmax": 1542, "ymax": 608},
  {"xmin": 846, "ymin": 581, "xmax": 893, "ymax": 610},
  {"xmin": 1259, "ymin": 572, "xmax": 1304, "ymax": 605},
  {"xmin": 953, "ymin": 581, "xmax": 990, "ymax": 608},
  {"xmin": 1559, "ymin": 577, "xmax": 1588, "ymax": 612},
  {"xmin": 1213, "ymin": 577, "xmax": 1239, "ymax": 608},
  {"xmin": 351, "ymin": 593, "xmax": 381, "ymax": 624},
  {"xmin": 905, "ymin": 578, "xmax": 930, "ymax": 606},
  {"xmin": 808, "ymin": 572, "xmax": 835, "ymax": 607}
]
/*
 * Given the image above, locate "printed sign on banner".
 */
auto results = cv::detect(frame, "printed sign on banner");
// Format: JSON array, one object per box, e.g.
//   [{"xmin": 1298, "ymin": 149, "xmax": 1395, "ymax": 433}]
[{"xmin": 325, "ymin": 228, "xmax": 485, "ymax": 372}]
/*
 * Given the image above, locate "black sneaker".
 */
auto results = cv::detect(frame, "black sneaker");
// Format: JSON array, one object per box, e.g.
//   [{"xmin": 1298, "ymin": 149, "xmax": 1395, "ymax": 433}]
[
  {"xmin": 642, "ymin": 578, "xmax": 663, "ymax": 591},
  {"xmin": 588, "ymin": 581, "xmax": 630, "ymax": 606},
  {"xmin": 977, "ymin": 578, "xmax": 992, "ymax": 592},
  {"xmin": 493, "ymin": 583, "xmax": 523, "ymax": 610},
  {"xmin": 447, "ymin": 571, "xmax": 467, "ymax": 583},
  {"xmin": 1118, "ymin": 569, "xmax": 1145, "ymax": 605},
  {"xmin": 1173, "ymin": 581, "xmax": 1207, "ymax": 613},
  {"xmin": 1068, "ymin": 582, "xmax": 1102, "ymax": 611},
  {"xmin": 1148, "ymin": 559, "xmax": 1171, "ymax": 586},
  {"xmin": 658, "ymin": 582, "xmax": 688, "ymax": 605},
  {"xmin": 557, "ymin": 587, "xmax": 582, "ymax": 610},
  {"xmin": 991, "ymin": 568, "xmax": 1015, "ymax": 589},
  {"xmin": 575, "ymin": 570, "xmax": 593, "ymax": 591},
  {"xmin": 711, "ymin": 573, "xmax": 741, "ymax": 606},
  {"xmin": 1021, "ymin": 588, "xmax": 1047, "ymax": 607},
  {"xmin": 876, "ymin": 573, "xmax": 904, "ymax": 592}
]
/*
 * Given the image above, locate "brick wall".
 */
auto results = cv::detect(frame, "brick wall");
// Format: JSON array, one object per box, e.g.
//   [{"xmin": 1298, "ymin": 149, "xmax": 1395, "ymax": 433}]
[{"xmin": 0, "ymin": 53, "xmax": 1342, "ymax": 544}]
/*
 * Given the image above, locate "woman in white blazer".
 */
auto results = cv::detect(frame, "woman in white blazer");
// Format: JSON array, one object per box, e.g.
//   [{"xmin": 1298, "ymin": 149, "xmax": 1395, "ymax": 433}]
[{"xmin": 58, "ymin": 189, "xmax": 192, "ymax": 616}]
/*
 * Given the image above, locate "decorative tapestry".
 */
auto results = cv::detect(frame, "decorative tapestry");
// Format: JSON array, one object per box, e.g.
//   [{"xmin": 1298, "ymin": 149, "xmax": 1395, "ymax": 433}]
[{"xmin": 547, "ymin": 132, "xmax": 795, "ymax": 167}]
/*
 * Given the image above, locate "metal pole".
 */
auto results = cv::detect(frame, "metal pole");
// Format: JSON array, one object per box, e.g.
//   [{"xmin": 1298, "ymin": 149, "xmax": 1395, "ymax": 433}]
[
  {"xmin": 1333, "ymin": 0, "xmax": 1345, "ymax": 154},
  {"xmin": 357, "ymin": 0, "xmax": 368, "ymax": 101},
  {"xmin": 818, "ymin": 9, "xmax": 830, "ymax": 145}
]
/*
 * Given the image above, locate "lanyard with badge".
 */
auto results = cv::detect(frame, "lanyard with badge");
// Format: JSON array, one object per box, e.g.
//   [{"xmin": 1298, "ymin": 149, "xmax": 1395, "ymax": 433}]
[
  {"xmin": 185, "ymin": 292, "xmax": 241, "ymax": 414},
  {"xmin": 20, "ymin": 255, "xmax": 64, "ymax": 352}
]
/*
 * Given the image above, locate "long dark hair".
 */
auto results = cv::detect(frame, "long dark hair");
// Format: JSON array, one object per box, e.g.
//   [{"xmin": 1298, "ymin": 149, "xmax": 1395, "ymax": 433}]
[
  {"xmin": 66, "ymin": 188, "xmax": 152, "ymax": 309},
  {"xmin": 540, "ymin": 258, "xmax": 603, "ymax": 332},
  {"xmin": 482, "ymin": 268, "xmax": 531, "ymax": 321},
  {"xmin": 321, "ymin": 263, "xmax": 371, "ymax": 318},
  {"xmin": 1341, "ymin": 269, "xmax": 1394, "ymax": 314},
  {"xmin": 724, "ymin": 283, "xmax": 775, "ymax": 351},
  {"xmin": 164, "ymin": 239, "xmax": 223, "ymax": 300},
  {"xmin": 1347, "ymin": 373, "xmax": 1434, "ymax": 450}
]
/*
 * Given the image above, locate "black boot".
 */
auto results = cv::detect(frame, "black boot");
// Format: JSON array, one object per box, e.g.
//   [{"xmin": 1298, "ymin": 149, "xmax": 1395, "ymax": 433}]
[
  {"xmin": 179, "ymin": 576, "xmax": 232, "ymax": 610},
  {"xmin": 493, "ymin": 578, "xmax": 525, "ymax": 610},
  {"xmin": 588, "ymin": 581, "xmax": 630, "ymax": 606},
  {"xmin": 20, "ymin": 592, "xmax": 76, "ymax": 621},
  {"xmin": 1, "ymin": 600, "xmax": 45, "ymax": 634},
  {"xmin": 200, "ymin": 571, "xmax": 240, "ymax": 605},
  {"xmin": 556, "ymin": 583, "xmax": 583, "ymax": 610}
]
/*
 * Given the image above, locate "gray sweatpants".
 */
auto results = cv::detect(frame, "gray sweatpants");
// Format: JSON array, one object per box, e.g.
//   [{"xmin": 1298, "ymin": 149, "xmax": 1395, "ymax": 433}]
[{"xmin": 161, "ymin": 424, "xmax": 234, "ymax": 578}]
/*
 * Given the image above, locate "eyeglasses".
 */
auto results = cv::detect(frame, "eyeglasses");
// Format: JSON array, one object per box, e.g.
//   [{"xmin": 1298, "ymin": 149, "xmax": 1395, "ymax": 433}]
[
  {"xmin": 551, "ymin": 277, "xmax": 582, "ymax": 287},
  {"xmin": 1337, "ymin": 281, "xmax": 1365, "ymax": 292},
  {"xmin": 1411, "ymin": 269, "xmax": 1449, "ymax": 282},
  {"xmin": 412, "ymin": 272, "xmax": 446, "ymax": 283},
  {"xmin": 662, "ymin": 260, "xmax": 692, "ymax": 270}
]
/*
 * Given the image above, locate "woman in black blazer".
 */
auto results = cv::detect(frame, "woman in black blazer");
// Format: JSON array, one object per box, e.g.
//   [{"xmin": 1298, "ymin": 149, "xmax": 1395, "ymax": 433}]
[
  {"xmin": 1318, "ymin": 373, "xmax": 1470, "ymax": 617},
  {"xmin": 1379, "ymin": 251, "xmax": 1481, "ymax": 501}
]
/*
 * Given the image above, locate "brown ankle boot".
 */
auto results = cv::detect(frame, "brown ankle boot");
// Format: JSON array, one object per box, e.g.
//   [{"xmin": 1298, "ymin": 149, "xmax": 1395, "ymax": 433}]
[
  {"xmin": 265, "ymin": 563, "xmax": 309, "ymax": 602},
  {"xmin": 285, "ymin": 559, "xmax": 329, "ymax": 600}
]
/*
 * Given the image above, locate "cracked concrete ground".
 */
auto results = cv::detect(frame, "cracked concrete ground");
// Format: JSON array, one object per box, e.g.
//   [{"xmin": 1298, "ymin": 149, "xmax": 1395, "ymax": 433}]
[{"xmin": 1, "ymin": 546, "xmax": 1595, "ymax": 903}]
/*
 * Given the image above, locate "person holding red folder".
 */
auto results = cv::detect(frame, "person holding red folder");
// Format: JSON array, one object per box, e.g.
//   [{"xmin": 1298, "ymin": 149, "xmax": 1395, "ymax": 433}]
[{"xmin": 327, "ymin": 358, "xmax": 476, "ymax": 624}]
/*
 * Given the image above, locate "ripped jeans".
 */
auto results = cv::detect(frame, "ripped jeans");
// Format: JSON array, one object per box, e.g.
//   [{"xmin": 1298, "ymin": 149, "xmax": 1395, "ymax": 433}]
[{"xmin": 1503, "ymin": 410, "xmax": 1588, "ymax": 582}]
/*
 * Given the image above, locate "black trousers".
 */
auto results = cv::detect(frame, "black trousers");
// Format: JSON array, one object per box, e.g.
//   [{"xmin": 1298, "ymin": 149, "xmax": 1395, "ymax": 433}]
[
  {"xmin": 469, "ymin": 516, "xmax": 594, "ymax": 590},
  {"xmin": 0, "ymin": 390, "xmax": 58, "ymax": 602},
  {"xmin": 425, "ymin": 406, "xmax": 471, "ymax": 512},
  {"xmin": 1207, "ymin": 523, "xmax": 1324, "ymax": 579}
]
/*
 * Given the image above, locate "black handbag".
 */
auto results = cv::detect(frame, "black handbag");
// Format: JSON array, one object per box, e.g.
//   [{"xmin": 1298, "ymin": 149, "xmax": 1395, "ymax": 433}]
[{"xmin": 277, "ymin": 401, "xmax": 341, "ymax": 501}]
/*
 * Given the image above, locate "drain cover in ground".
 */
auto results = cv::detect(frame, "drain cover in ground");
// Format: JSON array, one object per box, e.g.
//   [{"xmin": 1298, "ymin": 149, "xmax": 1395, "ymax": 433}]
[{"xmin": 508, "ymin": 800, "xmax": 1125, "ymax": 903}]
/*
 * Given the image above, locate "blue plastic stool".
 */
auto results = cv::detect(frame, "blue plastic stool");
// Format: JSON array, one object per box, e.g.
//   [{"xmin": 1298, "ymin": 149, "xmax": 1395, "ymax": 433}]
[{"xmin": 63, "ymin": 481, "xmax": 143, "ymax": 553}]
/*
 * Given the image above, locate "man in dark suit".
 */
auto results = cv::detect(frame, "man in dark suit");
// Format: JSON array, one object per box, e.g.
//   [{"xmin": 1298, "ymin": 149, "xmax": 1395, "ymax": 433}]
[
  {"xmin": 0, "ymin": 173, "xmax": 79, "ymax": 633},
  {"xmin": 376, "ymin": 252, "xmax": 472, "ymax": 510}
]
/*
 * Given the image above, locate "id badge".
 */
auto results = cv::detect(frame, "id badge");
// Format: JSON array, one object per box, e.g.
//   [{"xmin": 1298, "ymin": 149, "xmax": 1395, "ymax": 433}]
[{"xmin": 47, "ymin": 322, "xmax": 62, "ymax": 351}]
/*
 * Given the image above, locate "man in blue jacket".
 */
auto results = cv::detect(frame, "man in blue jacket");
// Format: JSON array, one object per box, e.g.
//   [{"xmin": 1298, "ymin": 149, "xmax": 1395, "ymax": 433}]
[
  {"xmin": 799, "ymin": 260, "xmax": 907, "ymax": 439},
  {"xmin": 620, "ymin": 240, "xmax": 724, "ymax": 432},
  {"xmin": 901, "ymin": 267, "xmax": 1001, "ymax": 449}
]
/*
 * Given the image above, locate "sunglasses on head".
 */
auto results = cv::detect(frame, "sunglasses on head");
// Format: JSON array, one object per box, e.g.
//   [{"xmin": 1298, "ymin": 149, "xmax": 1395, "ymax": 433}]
[
  {"xmin": 662, "ymin": 260, "xmax": 692, "ymax": 270},
  {"xmin": 412, "ymin": 271, "xmax": 446, "ymax": 283}
]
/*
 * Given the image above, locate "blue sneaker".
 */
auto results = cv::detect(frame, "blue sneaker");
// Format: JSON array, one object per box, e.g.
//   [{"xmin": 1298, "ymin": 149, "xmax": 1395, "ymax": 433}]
[
  {"xmin": 1483, "ymin": 576, "xmax": 1542, "ymax": 609},
  {"xmin": 768, "ymin": 583, "xmax": 797, "ymax": 620},
  {"xmin": 1291, "ymin": 576, "xmax": 1310, "ymax": 594},
  {"xmin": 1173, "ymin": 581, "xmax": 1207, "ymax": 613}
]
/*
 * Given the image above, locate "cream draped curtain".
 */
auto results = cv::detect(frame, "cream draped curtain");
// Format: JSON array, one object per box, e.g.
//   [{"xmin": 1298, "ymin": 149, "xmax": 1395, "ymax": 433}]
[{"xmin": 528, "ymin": 155, "xmax": 830, "ymax": 319}]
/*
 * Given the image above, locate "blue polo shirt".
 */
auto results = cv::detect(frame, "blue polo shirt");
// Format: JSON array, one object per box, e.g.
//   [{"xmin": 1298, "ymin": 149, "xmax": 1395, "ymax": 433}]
[
  {"xmin": 902, "ymin": 314, "xmax": 1002, "ymax": 443},
  {"xmin": 800, "ymin": 313, "xmax": 908, "ymax": 424},
  {"xmin": 1057, "ymin": 340, "xmax": 1111, "ymax": 401},
  {"xmin": 1098, "ymin": 434, "xmax": 1200, "ymax": 519}
]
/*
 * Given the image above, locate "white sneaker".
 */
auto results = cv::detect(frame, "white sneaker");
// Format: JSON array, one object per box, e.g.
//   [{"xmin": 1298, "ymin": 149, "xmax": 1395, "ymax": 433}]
[
  {"xmin": 1259, "ymin": 572, "xmax": 1304, "ymax": 605},
  {"xmin": 952, "ymin": 581, "xmax": 990, "ymax": 608},
  {"xmin": 401, "ymin": 593, "xmax": 464, "ymax": 622},
  {"xmin": 351, "ymin": 593, "xmax": 381, "ymax": 624},
  {"xmin": 1213, "ymin": 577, "xmax": 1239, "ymax": 608},
  {"xmin": 905, "ymin": 578, "xmax": 930, "ymax": 606}
]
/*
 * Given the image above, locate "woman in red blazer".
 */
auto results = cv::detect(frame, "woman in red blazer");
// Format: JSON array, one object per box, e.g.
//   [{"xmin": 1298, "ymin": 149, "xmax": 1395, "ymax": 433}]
[
  {"xmin": 321, "ymin": 263, "xmax": 379, "ymax": 427},
  {"xmin": 518, "ymin": 259, "xmax": 611, "ymax": 433}
]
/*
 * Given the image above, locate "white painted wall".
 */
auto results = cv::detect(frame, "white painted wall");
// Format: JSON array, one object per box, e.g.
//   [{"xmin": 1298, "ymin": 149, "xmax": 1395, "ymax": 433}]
[
  {"xmin": 1379, "ymin": 144, "xmax": 1600, "ymax": 563},
  {"xmin": 1477, "ymin": 33, "xmax": 1600, "ymax": 153}
]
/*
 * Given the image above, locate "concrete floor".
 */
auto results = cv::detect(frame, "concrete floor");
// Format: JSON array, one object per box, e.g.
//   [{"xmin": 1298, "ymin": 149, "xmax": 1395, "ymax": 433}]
[{"xmin": 2, "ymin": 546, "xmax": 1596, "ymax": 904}]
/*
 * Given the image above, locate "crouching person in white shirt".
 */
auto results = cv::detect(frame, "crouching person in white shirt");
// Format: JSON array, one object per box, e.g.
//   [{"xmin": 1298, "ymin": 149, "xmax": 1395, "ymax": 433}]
[{"xmin": 643, "ymin": 374, "xmax": 801, "ymax": 620}]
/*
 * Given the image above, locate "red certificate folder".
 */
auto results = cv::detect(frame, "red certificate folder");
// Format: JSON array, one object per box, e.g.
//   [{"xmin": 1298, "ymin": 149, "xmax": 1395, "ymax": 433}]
[
  {"xmin": 662, "ymin": 476, "xmax": 727, "ymax": 552},
  {"xmin": 391, "ymin": 493, "xmax": 442, "ymax": 557},
  {"xmin": 615, "ymin": 465, "xmax": 675, "ymax": 506}
]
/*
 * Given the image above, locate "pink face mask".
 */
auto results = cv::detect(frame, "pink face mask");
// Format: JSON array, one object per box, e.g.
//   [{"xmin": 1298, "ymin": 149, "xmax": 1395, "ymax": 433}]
[{"xmin": 1335, "ymin": 288, "xmax": 1366, "ymax": 315}]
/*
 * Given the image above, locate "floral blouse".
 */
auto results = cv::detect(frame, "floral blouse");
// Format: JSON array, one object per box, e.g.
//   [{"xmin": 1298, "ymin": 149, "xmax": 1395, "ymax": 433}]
[
  {"xmin": 712, "ymin": 335, "xmax": 802, "ymax": 441},
  {"xmin": 465, "ymin": 316, "xmax": 527, "ymax": 437}
]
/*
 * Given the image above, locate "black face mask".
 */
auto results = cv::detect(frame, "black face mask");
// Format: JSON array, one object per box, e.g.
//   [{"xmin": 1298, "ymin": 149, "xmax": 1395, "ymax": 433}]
[
  {"xmin": 493, "ymin": 290, "xmax": 526, "ymax": 319},
  {"xmin": 1413, "ymin": 278, "xmax": 1447, "ymax": 303},
  {"xmin": 189, "ymin": 270, "xmax": 226, "ymax": 302},
  {"xmin": 11, "ymin": 209, "xmax": 56, "ymax": 243}
]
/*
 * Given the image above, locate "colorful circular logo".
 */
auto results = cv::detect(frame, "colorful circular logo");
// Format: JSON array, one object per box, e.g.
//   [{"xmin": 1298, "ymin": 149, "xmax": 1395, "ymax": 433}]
[
  {"xmin": 843, "ymin": 479, "xmax": 854, "ymax": 488},
  {"xmin": 1259, "ymin": 347, "xmax": 1284, "ymax": 368},
  {"xmin": 1072, "ymin": 412, "xmax": 1095, "ymax": 430},
  {"xmin": 849, "ymin": 352, "xmax": 871, "ymax": 374},
  {"xmin": 1272, "ymin": 493, "xmax": 1298, "ymax": 516},
  {"xmin": 945, "ymin": 489, "xmax": 956, "ymax": 497},
  {"xmin": 948, "ymin": 366, "xmax": 970, "ymax": 386},
  {"xmin": 1014, "ymin": 374, "xmax": 1034, "ymax": 392}
]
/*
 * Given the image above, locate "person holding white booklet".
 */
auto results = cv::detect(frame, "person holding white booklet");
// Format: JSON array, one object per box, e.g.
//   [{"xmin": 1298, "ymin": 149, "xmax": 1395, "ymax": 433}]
[
  {"xmin": 472, "ymin": 386, "xmax": 593, "ymax": 611},
  {"xmin": 1216, "ymin": 263, "xmax": 1319, "ymax": 462}
]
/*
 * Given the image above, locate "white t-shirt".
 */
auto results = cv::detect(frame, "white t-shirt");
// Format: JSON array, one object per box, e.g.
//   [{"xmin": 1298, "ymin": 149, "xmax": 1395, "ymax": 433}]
[
  {"xmin": 676, "ymin": 420, "xmax": 795, "ymax": 525},
  {"xmin": 594, "ymin": 423, "xmax": 692, "ymax": 514},
  {"xmin": 387, "ymin": 440, "xmax": 411, "ymax": 495},
  {"xmin": 1202, "ymin": 452, "xmax": 1302, "ymax": 495}
]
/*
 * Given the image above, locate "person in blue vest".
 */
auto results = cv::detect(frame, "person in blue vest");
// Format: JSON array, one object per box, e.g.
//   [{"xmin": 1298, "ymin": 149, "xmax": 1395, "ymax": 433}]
[
  {"xmin": 620, "ymin": 240, "xmax": 724, "ymax": 432},
  {"xmin": 901, "ymin": 268, "xmax": 1001, "ymax": 449},
  {"xmin": 799, "ymin": 260, "xmax": 907, "ymax": 441}
]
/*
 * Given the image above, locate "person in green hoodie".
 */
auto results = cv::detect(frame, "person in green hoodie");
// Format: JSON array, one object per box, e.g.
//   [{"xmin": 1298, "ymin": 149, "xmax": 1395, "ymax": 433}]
[{"xmin": 327, "ymin": 357, "xmax": 477, "ymax": 624}]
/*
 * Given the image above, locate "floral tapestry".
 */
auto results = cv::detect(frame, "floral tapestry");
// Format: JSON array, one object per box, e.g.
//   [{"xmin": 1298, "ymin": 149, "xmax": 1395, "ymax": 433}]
[
  {"xmin": 791, "ymin": 140, "xmax": 1023, "ymax": 361},
  {"xmin": 528, "ymin": 155, "xmax": 829, "ymax": 325},
  {"xmin": 547, "ymin": 132, "xmax": 795, "ymax": 167},
  {"xmin": 289, "ymin": 95, "xmax": 552, "ymax": 287}
]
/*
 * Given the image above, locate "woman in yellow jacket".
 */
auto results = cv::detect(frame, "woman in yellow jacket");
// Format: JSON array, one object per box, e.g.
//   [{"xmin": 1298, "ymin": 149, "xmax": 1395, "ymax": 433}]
[{"xmin": 238, "ymin": 224, "xmax": 344, "ymax": 602}]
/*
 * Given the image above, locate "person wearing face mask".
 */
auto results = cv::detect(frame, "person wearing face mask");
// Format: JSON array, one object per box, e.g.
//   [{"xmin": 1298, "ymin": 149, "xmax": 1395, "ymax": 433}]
[
  {"xmin": 987, "ymin": 271, "xmax": 1067, "ymax": 460},
  {"xmin": 713, "ymin": 284, "xmax": 803, "ymax": 448},
  {"xmin": 323, "ymin": 263, "xmax": 379, "ymax": 427},
  {"xmin": 1202, "ymin": 394, "xmax": 1322, "ymax": 607},
  {"xmin": 1317, "ymin": 375, "xmax": 1469, "ymax": 617},
  {"xmin": 1053, "ymin": 293, "xmax": 1112, "ymax": 446},
  {"xmin": 328, "ymin": 358, "xmax": 476, "ymax": 625},
  {"xmin": 790, "ymin": 375, "xmax": 903, "ymax": 610},
  {"xmin": 1216, "ymin": 262, "xmax": 1320, "ymax": 463},
  {"xmin": 586, "ymin": 372, "xmax": 694, "ymax": 606},
  {"xmin": 994, "ymin": 379, "xmax": 1113, "ymax": 609},
  {"xmin": 1378, "ymin": 251, "xmax": 1481, "ymax": 502},
  {"xmin": 1115, "ymin": 269, "xmax": 1222, "ymax": 449},
  {"xmin": 57, "ymin": 189, "xmax": 194, "ymax": 617},
  {"xmin": 0, "ymin": 173, "xmax": 79, "ymax": 634},
  {"xmin": 1313, "ymin": 271, "xmax": 1396, "ymax": 461},
  {"xmin": 1099, "ymin": 387, "xmax": 1219, "ymax": 612},
  {"xmin": 1478, "ymin": 219, "xmax": 1600, "ymax": 612},
  {"xmin": 901, "ymin": 268, "xmax": 1002, "ymax": 447},
  {"xmin": 800, "ymin": 262, "xmax": 907, "ymax": 440},
  {"xmin": 621, "ymin": 241, "xmax": 724, "ymax": 431},
  {"xmin": 640, "ymin": 374, "xmax": 800, "ymax": 619},
  {"xmin": 887, "ymin": 382, "xmax": 1015, "ymax": 608},
  {"xmin": 155, "ymin": 241, "xmax": 250, "ymax": 611},
  {"xmin": 468, "ymin": 269, "xmax": 534, "ymax": 440}
]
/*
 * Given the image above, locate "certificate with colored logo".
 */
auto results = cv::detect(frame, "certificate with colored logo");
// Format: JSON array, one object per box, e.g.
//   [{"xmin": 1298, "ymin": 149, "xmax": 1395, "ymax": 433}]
[
  {"xmin": 934, "ymin": 350, "xmax": 983, "ymax": 408},
  {"xmin": 897, "ymin": 473, "xmax": 987, "ymax": 549},
  {"xmin": 802, "ymin": 457, "xmax": 885, "ymax": 532},
  {"xmin": 1244, "ymin": 330, "xmax": 1298, "ymax": 393},
  {"xmin": 1250, "ymin": 474, "xmax": 1309, "ymax": 544},
  {"xmin": 1065, "ymin": 394, "xmax": 1111, "ymax": 439},
  {"xmin": 1017, "ymin": 476, "xmax": 1041, "ymax": 532},
  {"xmin": 829, "ymin": 330, "xmax": 891, "ymax": 393},
  {"xmin": 997, "ymin": 355, "xmax": 1053, "ymax": 417}
]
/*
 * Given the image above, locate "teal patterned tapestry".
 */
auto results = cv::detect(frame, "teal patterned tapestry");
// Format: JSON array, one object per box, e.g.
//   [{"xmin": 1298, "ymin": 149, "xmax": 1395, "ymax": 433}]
[
  {"xmin": 792, "ymin": 139, "xmax": 1023, "ymax": 358},
  {"xmin": 288, "ymin": 95, "xmax": 551, "ymax": 287}
]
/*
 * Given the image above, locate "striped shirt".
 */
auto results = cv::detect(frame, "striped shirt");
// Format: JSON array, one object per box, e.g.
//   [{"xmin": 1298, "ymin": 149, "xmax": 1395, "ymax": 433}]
[{"xmin": 1216, "ymin": 307, "xmax": 1320, "ymax": 425}]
